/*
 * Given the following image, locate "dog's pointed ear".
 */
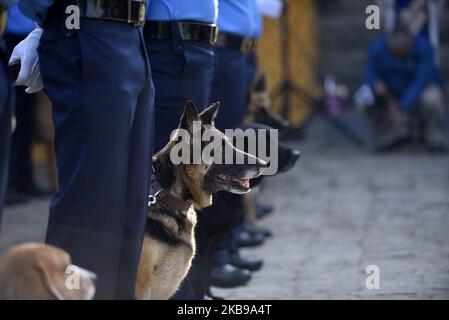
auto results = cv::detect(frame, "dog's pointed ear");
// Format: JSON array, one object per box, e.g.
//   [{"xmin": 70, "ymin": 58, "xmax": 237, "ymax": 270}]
[
  {"xmin": 199, "ymin": 102, "xmax": 220, "ymax": 126},
  {"xmin": 35, "ymin": 262, "xmax": 65, "ymax": 300},
  {"xmin": 179, "ymin": 100, "xmax": 199, "ymax": 132}
]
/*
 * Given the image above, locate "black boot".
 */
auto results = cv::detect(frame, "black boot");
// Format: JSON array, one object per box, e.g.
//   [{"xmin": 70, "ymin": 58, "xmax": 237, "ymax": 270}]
[
  {"xmin": 209, "ymin": 264, "xmax": 252, "ymax": 288},
  {"xmin": 230, "ymin": 252, "xmax": 264, "ymax": 272}
]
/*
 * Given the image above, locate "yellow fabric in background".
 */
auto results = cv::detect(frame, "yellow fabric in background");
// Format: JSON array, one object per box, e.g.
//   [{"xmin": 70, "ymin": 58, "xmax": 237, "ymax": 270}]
[
  {"xmin": 257, "ymin": 0, "xmax": 319, "ymax": 127},
  {"xmin": 0, "ymin": 9, "xmax": 7, "ymax": 38}
]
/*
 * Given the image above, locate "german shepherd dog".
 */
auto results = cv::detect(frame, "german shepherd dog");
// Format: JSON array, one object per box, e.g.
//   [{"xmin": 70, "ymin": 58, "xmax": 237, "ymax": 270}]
[{"xmin": 136, "ymin": 101, "xmax": 267, "ymax": 300}]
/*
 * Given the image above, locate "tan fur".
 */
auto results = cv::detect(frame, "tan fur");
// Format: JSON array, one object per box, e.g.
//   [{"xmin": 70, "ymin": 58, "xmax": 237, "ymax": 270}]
[
  {"xmin": 136, "ymin": 206, "xmax": 197, "ymax": 300},
  {"xmin": 135, "ymin": 101, "xmax": 264, "ymax": 300},
  {"xmin": 136, "ymin": 141, "xmax": 215, "ymax": 300},
  {"xmin": 0, "ymin": 243, "xmax": 96, "ymax": 300},
  {"xmin": 244, "ymin": 192, "xmax": 259, "ymax": 228},
  {"xmin": 183, "ymin": 165, "xmax": 213, "ymax": 208}
]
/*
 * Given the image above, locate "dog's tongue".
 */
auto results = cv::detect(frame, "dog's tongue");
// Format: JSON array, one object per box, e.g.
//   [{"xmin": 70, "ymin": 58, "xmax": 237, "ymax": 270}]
[
  {"xmin": 219, "ymin": 175, "xmax": 250, "ymax": 188},
  {"xmin": 240, "ymin": 179, "xmax": 250, "ymax": 188}
]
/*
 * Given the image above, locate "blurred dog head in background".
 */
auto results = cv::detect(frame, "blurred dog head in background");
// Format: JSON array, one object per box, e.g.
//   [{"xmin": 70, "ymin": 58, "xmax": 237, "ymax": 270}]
[
  {"xmin": 0, "ymin": 243, "xmax": 96, "ymax": 300},
  {"xmin": 245, "ymin": 71, "xmax": 291, "ymax": 132}
]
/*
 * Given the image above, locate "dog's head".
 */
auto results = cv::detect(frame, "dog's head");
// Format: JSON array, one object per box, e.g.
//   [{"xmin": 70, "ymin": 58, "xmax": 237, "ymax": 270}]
[
  {"xmin": 153, "ymin": 101, "xmax": 267, "ymax": 209},
  {"xmin": 239, "ymin": 123, "xmax": 300, "ymax": 188},
  {"xmin": 0, "ymin": 243, "xmax": 96, "ymax": 300},
  {"xmin": 252, "ymin": 106, "xmax": 291, "ymax": 131},
  {"xmin": 246, "ymin": 72, "xmax": 291, "ymax": 131}
]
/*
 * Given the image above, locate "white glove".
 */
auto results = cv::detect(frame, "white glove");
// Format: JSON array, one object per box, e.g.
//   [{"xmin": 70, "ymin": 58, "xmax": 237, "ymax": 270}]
[
  {"xmin": 9, "ymin": 27, "xmax": 44, "ymax": 94},
  {"xmin": 256, "ymin": 0, "xmax": 284, "ymax": 19}
]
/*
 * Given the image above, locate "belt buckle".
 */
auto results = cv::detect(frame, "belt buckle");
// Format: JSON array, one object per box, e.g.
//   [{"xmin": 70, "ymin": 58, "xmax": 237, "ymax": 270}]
[
  {"xmin": 210, "ymin": 25, "xmax": 219, "ymax": 45},
  {"xmin": 241, "ymin": 38, "xmax": 253, "ymax": 54},
  {"xmin": 127, "ymin": 0, "xmax": 146, "ymax": 27},
  {"xmin": 138, "ymin": 1, "xmax": 146, "ymax": 26}
]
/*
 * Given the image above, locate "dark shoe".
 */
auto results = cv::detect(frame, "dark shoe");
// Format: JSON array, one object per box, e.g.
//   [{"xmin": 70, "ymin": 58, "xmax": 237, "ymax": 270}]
[
  {"xmin": 255, "ymin": 227, "xmax": 273, "ymax": 238},
  {"xmin": 230, "ymin": 254, "xmax": 264, "ymax": 272},
  {"xmin": 209, "ymin": 264, "xmax": 251, "ymax": 288},
  {"xmin": 235, "ymin": 230, "xmax": 265, "ymax": 248},
  {"xmin": 204, "ymin": 294, "xmax": 225, "ymax": 300},
  {"xmin": 245, "ymin": 224, "xmax": 273, "ymax": 238},
  {"xmin": 5, "ymin": 188, "xmax": 29, "ymax": 206}
]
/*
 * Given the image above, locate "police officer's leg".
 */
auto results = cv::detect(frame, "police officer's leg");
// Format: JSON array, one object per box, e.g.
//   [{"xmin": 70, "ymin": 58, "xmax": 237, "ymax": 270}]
[
  {"xmin": 39, "ymin": 20, "xmax": 151, "ymax": 299},
  {"xmin": 114, "ymin": 50, "xmax": 154, "ymax": 299},
  {"xmin": 145, "ymin": 22, "xmax": 215, "ymax": 299},
  {"xmin": 187, "ymin": 48, "xmax": 248, "ymax": 298},
  {"xmin": 0, "ymin": 54, "xmax": 13, "ymax": 228},
  {"xmin": 225, "ymin": 51, "xmax": 260, "ymax": 261},
  {"xmin": 145, "ymin": 23, "xmax": 215, "ymax": 152},
  {"xmin": 210, "ymin": 47, "xmax": 247, "ymax": 131},
  {"xmin": 245, "ymin": 52, "xmax": 257, "ymax": 93}
]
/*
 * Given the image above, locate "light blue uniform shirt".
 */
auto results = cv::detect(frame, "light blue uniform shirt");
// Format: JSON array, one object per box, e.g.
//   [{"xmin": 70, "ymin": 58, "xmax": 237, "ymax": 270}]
[
  {"xmin": 252, "ymin": 1, "xmax": 262, "ymax": 39},
  {"xmin": 6, "ymin": 4, "xmax": 34, "ymax": 36},
  {"xmin": 147, "ymin": 0, "xmax": 218, "ymax": 24},
  {"xmin": 217, "ymin": 0, "xmax": 259, "ymax": 38}
]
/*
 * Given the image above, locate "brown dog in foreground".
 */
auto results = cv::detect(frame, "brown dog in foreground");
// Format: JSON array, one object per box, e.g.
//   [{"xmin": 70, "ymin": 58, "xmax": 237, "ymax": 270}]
[
  {"xmin": 0, "ymin": 243, "xmax": 96, "ymax": 300},
  {"xmin": 136, "ymin": 101, "xmax": 267, "ymax": 300}
]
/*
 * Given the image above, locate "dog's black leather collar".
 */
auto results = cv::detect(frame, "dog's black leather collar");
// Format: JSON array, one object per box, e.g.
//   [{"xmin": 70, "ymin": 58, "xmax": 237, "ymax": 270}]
[{"xmin": 149, "ymin": 173, "xmax": 192, "ymax": 213}]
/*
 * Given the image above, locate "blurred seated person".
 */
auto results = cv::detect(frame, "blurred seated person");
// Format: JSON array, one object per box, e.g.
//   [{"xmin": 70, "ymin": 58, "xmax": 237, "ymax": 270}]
[
  {"xmin": 365, "ymin": 26, "xmax": 447, "ymax": 151},
  {"xmin": 377, "ymin": 0, "xmax": 446, "ymax": 63}
]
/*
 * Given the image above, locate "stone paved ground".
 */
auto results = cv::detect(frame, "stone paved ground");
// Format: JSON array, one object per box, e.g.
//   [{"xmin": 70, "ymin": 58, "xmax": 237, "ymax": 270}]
[
  {"xmin": 213, "ymin": 142, "xmax": 449, "ymax": 300},
  {"xmin": 1, "ymin": 141, "xmax": 449, "ymax": 299}
]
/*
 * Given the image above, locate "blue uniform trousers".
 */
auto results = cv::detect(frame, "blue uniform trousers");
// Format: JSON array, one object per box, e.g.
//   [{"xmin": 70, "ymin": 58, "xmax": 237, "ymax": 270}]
[
  {"xmin": 38, "ymin": 19, "xmax": 154, "ymax": 299},
  {"xmin": 144, "ymin": 22, "xmax": 215, "ymax": 152},
  {"xmin": 145, "ymin": 21, "xmax": 215, "ymax": 299},
  {"xmin": 213, "ymin": 51, "xmax": 259, "ymax": 266},
  {"xmin": 180, "ymin": 47, "xmax": 249, "ymax": 299},
  {"xmin": 210, "ymin": 47, "xmax": 248, "ymax": 131}
]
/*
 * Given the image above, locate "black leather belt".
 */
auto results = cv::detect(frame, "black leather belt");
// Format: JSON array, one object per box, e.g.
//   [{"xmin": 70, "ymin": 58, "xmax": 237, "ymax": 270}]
[
  {"xmin": 144, "ymin": 21, "xmax": 218, "ymax": 45},
  {"xmin": 47, "ymin": 0, "xmax": 146, "ymax": 27},
  {"xmin": 0, "ymin": 5, "xmax": 7, "ymax": 38},
  {"xmin": 215, "ymin": 32, "xmax": 257, "ymax": 54}
]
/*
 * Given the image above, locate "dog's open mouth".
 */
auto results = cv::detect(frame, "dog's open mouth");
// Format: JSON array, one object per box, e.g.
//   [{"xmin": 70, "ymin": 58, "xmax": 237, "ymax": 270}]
[{"xmin": 217, "ymin": 174, "xmax": 251, "ymax": 192}]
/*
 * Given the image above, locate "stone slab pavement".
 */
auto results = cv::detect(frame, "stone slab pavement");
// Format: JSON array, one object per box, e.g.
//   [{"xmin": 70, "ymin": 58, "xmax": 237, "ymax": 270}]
[{"xmin": 1, "ymin": 142, "xmax": 449, "ymax": 299}]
